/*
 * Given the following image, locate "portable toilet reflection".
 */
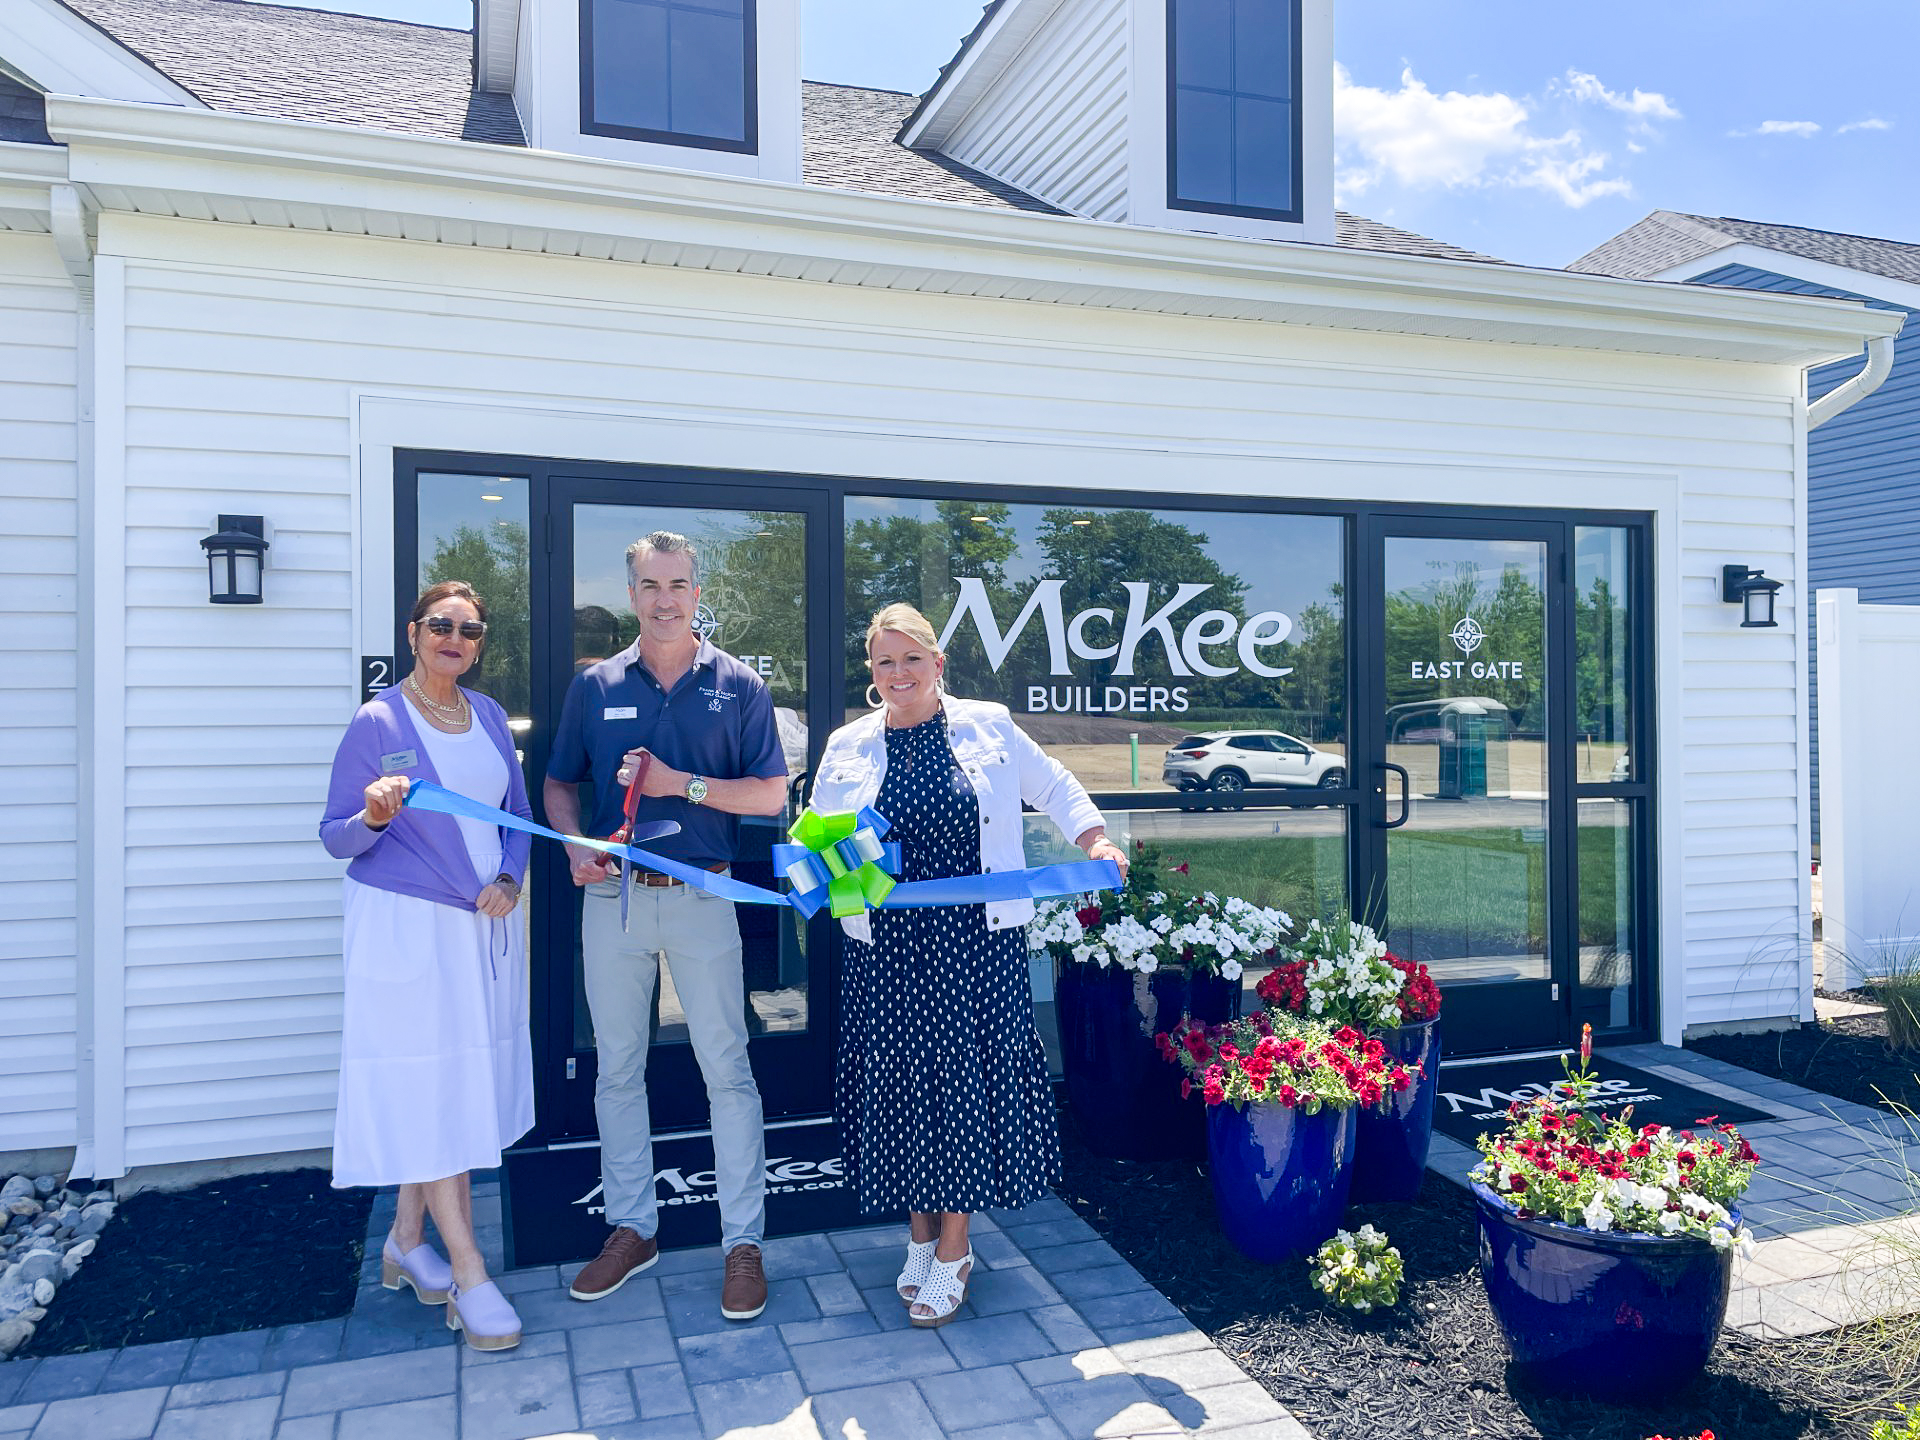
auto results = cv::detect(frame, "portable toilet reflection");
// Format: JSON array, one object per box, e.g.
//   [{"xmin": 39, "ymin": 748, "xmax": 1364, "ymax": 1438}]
[{"xmin": 1437, "ymin": 697, "xmax": 1511, "ymax": 799}]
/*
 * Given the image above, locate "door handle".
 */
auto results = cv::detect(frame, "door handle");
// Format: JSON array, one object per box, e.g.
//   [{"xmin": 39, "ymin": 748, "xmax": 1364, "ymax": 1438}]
[{"xmin": 1377, "ymin": 762, "xmax": 1411, "ymax": 830}]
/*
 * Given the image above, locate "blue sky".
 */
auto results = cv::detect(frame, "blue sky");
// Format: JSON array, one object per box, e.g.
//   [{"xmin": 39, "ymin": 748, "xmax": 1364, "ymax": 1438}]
[{"xmin": 288, "ymin": 0, "xmax": 1912, "ymax": 268}]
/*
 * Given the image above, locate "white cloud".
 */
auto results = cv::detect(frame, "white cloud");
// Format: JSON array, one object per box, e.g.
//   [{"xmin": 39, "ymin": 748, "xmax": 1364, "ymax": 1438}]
[
  {"xmin": 1744, "ymin": 120, "xmax": 1822, "ymax": 137},
  {"xmin": 1559, "ymin": 70, "xmax": 1681, "ymax": 124},
  {"xmin": 1334, "ymin": 64, "xmax": 1632, "ymax": 209},
  {"xmin": 1838, "ymin": 118, "xmax": 1893, "ymax": 133}
]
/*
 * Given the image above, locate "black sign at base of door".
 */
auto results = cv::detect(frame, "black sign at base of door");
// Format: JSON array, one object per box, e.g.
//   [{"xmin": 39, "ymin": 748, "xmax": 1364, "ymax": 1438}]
[
  {"xmin": 1431, "ymin": 1054, "xmax": 1772, "ymax": 1150},
  {"xmin": 500, "ymin": 1116, "xmax": 893, "ymax": 1269}
]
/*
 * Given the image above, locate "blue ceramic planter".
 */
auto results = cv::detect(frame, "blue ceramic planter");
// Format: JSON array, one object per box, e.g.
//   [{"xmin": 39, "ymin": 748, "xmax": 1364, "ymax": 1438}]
[
  {"xmin": 1472, "ymin": 1183, "xmax": 1736, "ymax": 1401},
  {"xmin": 1348, "ymin": 1017, "xmax": 1441, "ymax": 1204},
  {"xmin": 1206, "ymin": 1101, "xmax": 1356, "ymax": 1263},
  {"xmin": 1055, "ymin": 962, "xmax": 1238, "ymax": 1160}
]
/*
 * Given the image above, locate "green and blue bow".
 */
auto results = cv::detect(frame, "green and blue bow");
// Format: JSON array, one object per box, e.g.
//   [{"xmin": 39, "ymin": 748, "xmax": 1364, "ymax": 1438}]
[{"xmin": 773, "ymin": 807, "xmax": 903, "ymax": 919}]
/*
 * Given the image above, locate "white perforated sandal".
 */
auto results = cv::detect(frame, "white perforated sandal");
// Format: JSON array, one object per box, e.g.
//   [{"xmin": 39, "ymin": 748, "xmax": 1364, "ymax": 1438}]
[
  {"xmin": 896, "ymin": 1238, "xmax": 938, "ymax": 1306},
  {"xmin": 908, "ymin": 1250, "xmax": 973, "ymax": 1329}
]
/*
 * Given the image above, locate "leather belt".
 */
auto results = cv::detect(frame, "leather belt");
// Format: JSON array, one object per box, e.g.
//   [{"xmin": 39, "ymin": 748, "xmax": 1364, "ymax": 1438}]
[{"xmin": 631, "ymin": 863, "xmax": 728, "ymax": 888}]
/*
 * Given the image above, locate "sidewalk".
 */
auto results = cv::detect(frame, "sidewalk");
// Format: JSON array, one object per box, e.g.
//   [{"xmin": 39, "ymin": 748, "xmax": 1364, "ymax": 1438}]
[
  {"xmin": 0, "ymin": 1190, "xmax": 1306, "ymax": 1439},
  {"xmin": 1428, "ymin": 1042, "xmax": 1920, "ymax": 1339}
]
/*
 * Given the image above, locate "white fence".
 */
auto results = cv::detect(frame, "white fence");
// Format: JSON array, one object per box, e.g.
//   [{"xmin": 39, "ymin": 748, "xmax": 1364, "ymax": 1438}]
[{"xmin": 1817, "ymin": 589, "xmax": 1920, "ymax": 990}]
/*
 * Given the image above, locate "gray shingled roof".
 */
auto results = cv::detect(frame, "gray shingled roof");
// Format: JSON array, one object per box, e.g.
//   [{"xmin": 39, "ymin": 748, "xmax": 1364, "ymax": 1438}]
[
  {"xmin": 1573, "ymin": 210, "xmax": 1920, "ymax": 289},
  {"xmin": 60, "ymin": 0, "xmax": 525, "ymax": 145},
  {"xmin": 802, "ymin": 83, "xmax": 1063, "ymax": 214},
  {"xmin": 50, "ymin": 0, "xmax": 1504, "ymax": 265}
]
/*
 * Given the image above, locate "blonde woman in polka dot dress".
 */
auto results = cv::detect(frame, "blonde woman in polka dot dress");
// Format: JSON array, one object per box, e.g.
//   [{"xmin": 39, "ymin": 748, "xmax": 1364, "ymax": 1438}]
[{"xmin": 810, "ymin": 604, "xmax": 1129, "ymax": 1327}]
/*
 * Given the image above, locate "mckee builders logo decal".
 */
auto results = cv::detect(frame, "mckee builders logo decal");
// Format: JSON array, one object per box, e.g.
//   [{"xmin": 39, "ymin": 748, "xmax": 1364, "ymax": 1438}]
[
  {"xmin": 570, "ymin": 1155, "xmax": 845, "ymax": 1218},
  {"xmin": 1440, "ymin": 1074, "xmax": 1663, "ymax": 1123},
  {"xmin": 937, "ymin": 577, "xmax": 1296, "ymax": 716}
]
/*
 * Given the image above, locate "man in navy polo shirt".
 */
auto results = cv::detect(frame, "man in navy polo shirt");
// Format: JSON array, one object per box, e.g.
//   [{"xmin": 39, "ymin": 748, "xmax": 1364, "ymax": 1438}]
[{"xmin": 543, "ymin": 530, "xmax": 787, "ymax": 1322}]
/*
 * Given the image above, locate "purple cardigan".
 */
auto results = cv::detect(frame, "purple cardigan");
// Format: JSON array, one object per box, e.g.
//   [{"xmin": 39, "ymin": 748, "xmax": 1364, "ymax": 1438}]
[{"xmin": 319, "ymin": 686, "xmax": 532, "ymax": 911}]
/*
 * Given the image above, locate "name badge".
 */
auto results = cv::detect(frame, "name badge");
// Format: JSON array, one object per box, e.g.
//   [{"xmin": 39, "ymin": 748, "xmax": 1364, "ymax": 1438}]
[
  {"xmin": 379, "ymin": 750, "xmax": 418, "ymax": 773},
  {"xmin": 604, "ymin": 706, "xmax": 639, "ymax": 721}
]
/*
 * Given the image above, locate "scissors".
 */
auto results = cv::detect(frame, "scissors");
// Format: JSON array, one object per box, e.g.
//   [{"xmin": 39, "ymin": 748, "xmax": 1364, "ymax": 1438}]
[{"xmin": 609, "ymin": 751, "xmax": 653, "ymax": 933}]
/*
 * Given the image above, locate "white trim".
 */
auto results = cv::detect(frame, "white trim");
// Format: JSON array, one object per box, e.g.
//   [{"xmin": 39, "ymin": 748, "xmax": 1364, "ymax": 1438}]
[
  {"xmin": 1655, "ymin": 490, "xmax": 1684, "ymax": 1046},
  {"xmin": 1652, "ymin": 241, "xmax": 1920, "ymax": 314},
  {"xmin": 899, "ymin": 0, "xmax": 1073, "ymax": 151},
  {"xmin": 1126, "ymin": 0, "xmax": 1335, "ymax": 247},
  {"xmin": 2, "ymin": 0, "xmax": 205, "ymax": 108},
  {"xmin": 43, "ymin": 97, "xmax": 1901, "ymax": 368},
  {"xmin": 1793, "ymin": 378, "xmax": 1815, "ymax": 1025}
]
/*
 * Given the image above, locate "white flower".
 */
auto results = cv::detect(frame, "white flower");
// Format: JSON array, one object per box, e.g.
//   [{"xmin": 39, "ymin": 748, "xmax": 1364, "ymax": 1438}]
[
  {"xmin": 1635, "ymin": 1184, "xmax": 1668, "ymax": 1212},
  {"xmin": 1581, "ymin": 1195, "xmax": 1615, "ymax": 1232},
  {"xmin": 1220, "ymin": 958, "xmax": 1243, "ymax": 982},
  {"xmin": 1708, "ymin": 1225, "xmax": 1734, "ymax": 1251},
  {"xmin": 1658, "ymin": 1210, "xmax": 1685, "ymax": 1235}
]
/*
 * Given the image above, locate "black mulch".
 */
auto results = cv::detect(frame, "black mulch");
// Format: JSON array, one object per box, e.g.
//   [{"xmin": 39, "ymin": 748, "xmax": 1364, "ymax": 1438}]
[
  {"xmin": 1688, "ymin": 1001, "xmax": 1920, "ymax": 1116},
  {"xmin": 23, "ymin": 1169, "xmax": 371, "ymax": 1357},
  {"xmin": 1055, "ymin": 1105, "xmax": 1912, "ymax": 1440}
]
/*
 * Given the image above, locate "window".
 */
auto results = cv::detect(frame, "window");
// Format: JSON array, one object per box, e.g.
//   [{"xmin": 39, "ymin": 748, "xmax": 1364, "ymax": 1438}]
[
  {"xmin": 581, "ymin": 0, "xmax": 757, "ymax": 153},
  {"xmin": 1167, "ymin": 0, "xmax": 1301, "ymax": 221}
]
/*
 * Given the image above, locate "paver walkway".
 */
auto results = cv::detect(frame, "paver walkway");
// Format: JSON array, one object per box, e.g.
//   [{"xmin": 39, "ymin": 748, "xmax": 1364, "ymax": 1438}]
[
  {"xmin": 0, "ymin": 1189, "xmax": 1305, "ymax": 1439},
  {"xmin": 5, "ymin": 1041, "xmax": 1914, "ymax": 1438},
  {"xmin": 1429, "ymin": 1042, "xmax": 1920, "ymax": 1339}
]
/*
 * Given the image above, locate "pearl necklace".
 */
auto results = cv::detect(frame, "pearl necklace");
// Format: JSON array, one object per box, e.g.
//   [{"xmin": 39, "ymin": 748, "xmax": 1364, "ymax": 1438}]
[{"xmin": 407, "ymin": 673, "xmax": 468, "ymax": 723}]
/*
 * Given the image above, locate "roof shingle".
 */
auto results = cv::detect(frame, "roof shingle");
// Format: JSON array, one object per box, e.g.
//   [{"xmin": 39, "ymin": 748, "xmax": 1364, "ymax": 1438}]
[
  {"xmin": 1573, "ymin": 210, "xmax": 1920, "ymax": 290},
  {"xmin": 50, "ymin": 0, "xmax": 1504, "ymax": 266}
]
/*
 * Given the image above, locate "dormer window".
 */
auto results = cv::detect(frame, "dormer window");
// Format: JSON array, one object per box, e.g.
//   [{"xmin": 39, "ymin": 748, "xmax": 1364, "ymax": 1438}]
[
  {"xmin": 1167, "ymin": 0, "xmax": 1301, "ymax": 222},
  {"xmin": 580, "ymin": 0, "xmax": 758, "ymax": 153}
]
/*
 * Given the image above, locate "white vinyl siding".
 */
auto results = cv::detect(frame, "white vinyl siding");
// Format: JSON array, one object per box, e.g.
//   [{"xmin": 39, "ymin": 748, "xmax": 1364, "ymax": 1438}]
[
  {"xmin": 94, "ymin": 214, "xmax": 1802, "ymax": 1165},
  {"xmin": 938, "ymin": 0, "xmax": 1128, "ymax": 222},
  {"xmin": 0, "ymin": 231, "xmax": 80, "ymax": 1154}
]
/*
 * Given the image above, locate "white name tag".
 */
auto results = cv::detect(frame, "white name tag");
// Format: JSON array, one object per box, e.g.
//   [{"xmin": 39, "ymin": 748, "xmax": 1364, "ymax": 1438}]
[
  {"xmin": 604, "ymin": 706, "xmax": 639, "ymax": 720},
  {"xmin": 379, "ymin": 749, "xmax": 418, "ymax": 773}
]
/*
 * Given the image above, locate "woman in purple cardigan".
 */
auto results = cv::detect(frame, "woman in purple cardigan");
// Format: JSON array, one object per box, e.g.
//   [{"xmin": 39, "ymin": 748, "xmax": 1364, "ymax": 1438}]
[{"xmin": 320, "ymin": 580, "xmax": 533, "ymax": 1352}]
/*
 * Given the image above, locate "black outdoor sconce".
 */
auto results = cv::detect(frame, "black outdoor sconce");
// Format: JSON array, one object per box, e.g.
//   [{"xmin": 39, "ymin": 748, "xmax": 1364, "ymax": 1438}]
[
  {"xmin": 1722, "ymin": 563, "xmax": 1782, "ymax": 628},
  {"xmin": 199, "ymin": 515, "xmax": 270, "ymax": 605}
]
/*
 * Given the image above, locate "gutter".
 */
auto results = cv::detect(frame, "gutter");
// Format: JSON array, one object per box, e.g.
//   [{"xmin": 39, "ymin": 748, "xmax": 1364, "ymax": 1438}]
[{"xmin": 1808, "ymin": 332, "xmax": 1897, "ymax": 429}]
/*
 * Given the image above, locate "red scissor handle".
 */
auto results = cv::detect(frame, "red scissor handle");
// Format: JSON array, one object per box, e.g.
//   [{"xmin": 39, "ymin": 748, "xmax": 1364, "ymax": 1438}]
[{"xmin": 609, "ymin": 751, "xmax": 653, "ymax": 845}]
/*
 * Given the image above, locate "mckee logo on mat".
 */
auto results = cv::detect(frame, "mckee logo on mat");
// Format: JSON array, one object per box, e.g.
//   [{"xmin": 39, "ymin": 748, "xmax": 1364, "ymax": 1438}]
[{"xmin": 1440, "ymin": 1075, "xmax": 1663, "ymax": 1123}]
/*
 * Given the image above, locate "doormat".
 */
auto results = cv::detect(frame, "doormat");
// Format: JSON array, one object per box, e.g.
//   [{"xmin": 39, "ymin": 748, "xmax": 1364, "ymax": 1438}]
[
  {"xmin": 501, "ymin": 1116, "xmax": 889, "ymax": 1269},
  {"xmin": 1431, "ymin": 1054, "xmax": 1772, "ymax": 1149}
]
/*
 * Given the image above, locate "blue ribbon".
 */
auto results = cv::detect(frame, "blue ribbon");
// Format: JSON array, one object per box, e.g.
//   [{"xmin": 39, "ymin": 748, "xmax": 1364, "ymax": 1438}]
[{"xmin": 401, "ymin": 780, "xmax": 1120, "ymax": 913}]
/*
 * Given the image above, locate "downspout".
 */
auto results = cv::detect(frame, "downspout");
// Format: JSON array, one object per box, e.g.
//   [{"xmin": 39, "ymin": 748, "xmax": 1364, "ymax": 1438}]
[
  {"xmin": 1808, "ymin": 332, "xmax": 1896, "ymax": 429},
  {"xmin": 48, "ymin": 183, "xmax": 101, "ymax": 1179}
]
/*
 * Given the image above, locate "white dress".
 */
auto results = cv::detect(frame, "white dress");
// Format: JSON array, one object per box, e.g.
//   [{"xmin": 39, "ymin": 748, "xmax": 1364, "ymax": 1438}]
[{"xmin": 332, "ymin": 707, "xmax": 535, "ymax": 1187}]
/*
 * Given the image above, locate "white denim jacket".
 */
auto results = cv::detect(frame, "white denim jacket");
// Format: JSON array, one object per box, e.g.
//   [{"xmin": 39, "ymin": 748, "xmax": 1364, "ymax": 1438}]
[{"xmin": 808, "ymin": 696, "xmax": 1106, "ymax": 944}]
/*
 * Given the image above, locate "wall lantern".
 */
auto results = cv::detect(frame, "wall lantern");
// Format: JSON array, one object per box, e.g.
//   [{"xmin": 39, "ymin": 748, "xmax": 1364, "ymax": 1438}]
[
  {"xmin": 199, "ymin": 515, "xmax": 270, "ymax": 605},
  {"xmin": 1722, "ymin": 563, "xmax": 1782, "ymax": 628}
]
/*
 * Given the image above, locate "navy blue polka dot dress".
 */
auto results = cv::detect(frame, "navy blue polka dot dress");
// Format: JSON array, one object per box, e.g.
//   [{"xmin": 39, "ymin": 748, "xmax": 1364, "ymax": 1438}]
[{"xmin": 836, "ymin": 707, "xmax": 1060, "ymax": 1216}]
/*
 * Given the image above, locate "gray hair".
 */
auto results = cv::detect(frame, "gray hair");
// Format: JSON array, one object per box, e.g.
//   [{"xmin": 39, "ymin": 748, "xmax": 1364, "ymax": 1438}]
[{"xmin": 625, "ymin": 530, "xmax": 700, "ymax": 588}]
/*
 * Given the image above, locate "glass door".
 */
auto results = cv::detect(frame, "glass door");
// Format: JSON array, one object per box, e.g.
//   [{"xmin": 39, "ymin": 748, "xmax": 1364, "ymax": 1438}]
[
  {"xmin": 1363, "ymin": 518, "xmax": 1569, "ymax": 1054},
  {"xmin": 537, "ymin": 476, "xmax": 834, "ymax": 1137}
]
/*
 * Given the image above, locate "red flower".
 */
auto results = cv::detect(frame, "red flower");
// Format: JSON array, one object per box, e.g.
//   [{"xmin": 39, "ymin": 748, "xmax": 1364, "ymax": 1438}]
[
  {"xmin": 1508, "ymin": 1174, "xmax": 1527, "ymax": 1193},
  {"xmin": 1171, "ymin": 862, "xmax": 1190, "ymax": 875},
  {"xmin": 1202, "ymin": 1078, "xmax": 1225, "ymax": 1105},
  {"xmin": 1217, "ymin": 1042, "xmax": 1240, "ymax": 1063},
  {"xmin": 1180, "ymin": 1078, "xmax": 1193, "ymax": 1101},
  {"xmin": 1075, "ymin": 903, "xmax": 1103, "ymax": 929},
  {"xmin": 1277, "ymin": 1083, "xmax": 1298, "ymax": 1108}
]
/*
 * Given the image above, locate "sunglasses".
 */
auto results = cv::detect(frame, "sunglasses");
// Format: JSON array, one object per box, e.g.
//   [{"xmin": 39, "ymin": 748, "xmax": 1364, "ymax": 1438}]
[{"xmin": 422, "ymin": 615, "xmax": 488, "ymax": 641}]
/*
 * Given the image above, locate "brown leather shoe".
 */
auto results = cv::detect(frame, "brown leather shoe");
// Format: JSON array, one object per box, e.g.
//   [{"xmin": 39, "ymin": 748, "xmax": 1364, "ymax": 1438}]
[
  {"xmin": 569, "ymin": 1227, "xmax": 659, "ymax": 1301},
  {"xmin": 720, "ymin": 1243, "xmax": 767, "ymax": 1321}
]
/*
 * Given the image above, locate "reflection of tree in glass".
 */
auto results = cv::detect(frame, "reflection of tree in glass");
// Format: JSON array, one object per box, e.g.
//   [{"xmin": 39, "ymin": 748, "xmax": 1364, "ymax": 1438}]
[
  {"xmin": 574, "ymin": 604, "xmax": 626, "ymax": 667},
  {"xmin": 697, "ymin": 511, "xmax": 808, "ymax": 707},
  {"xmin": 1575, "ymin": 575, "xmax": 1629, "ymax": 742},
  {"xmin": 426, "ymin": 521, "xmax": 529, "ymax": 716},
  {"xmin": 844, "ymin": 501, "xmax": 1019, "ymax": 707},
  {"xmin": 1386, "ymin": 561, "xmax": 1545, "ymax": 731}
]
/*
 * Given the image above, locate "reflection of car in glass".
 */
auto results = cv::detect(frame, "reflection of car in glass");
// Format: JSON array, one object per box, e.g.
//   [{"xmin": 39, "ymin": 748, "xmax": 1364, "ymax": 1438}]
[{"xmin": 1161, "ymin": 731, "xmax": 1346, "ymax": 795}]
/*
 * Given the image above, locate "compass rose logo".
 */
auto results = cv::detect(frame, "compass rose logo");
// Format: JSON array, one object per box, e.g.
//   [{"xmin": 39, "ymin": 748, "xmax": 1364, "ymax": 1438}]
[{"xmin": 1449, "ymin": 615, "xmax": 1485, "ymax": 658}]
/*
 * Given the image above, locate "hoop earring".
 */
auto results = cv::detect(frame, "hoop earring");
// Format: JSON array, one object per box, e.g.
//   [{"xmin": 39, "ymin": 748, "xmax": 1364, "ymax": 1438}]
[{"xmin": 866, "ymin": 683, "xmax": 884, "ymax": 709}]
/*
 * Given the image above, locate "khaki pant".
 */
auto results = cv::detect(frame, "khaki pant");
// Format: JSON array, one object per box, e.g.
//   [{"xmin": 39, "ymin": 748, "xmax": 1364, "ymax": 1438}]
[{"xmin": 581, "ymin": 878, "xmax": 765, "ymax": 1251}]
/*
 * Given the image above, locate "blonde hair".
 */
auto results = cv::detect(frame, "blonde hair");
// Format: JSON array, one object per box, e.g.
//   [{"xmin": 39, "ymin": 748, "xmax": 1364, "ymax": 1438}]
[{"xmin": 865, "ymin": 603, "xmax": 943, "ymax": 660}]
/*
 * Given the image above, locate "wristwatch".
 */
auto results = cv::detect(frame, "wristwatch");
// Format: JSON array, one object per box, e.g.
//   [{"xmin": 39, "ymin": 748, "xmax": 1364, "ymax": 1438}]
[{"xmin": 684, "ymin": 775, "xmax": 709, "ymax": 806}]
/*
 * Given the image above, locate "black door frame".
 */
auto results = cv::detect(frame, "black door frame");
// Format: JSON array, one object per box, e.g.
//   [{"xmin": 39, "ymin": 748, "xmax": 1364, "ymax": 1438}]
[{"xmin": 397, "ymin": 449, "xmax": 1657, "ymax": 1138}]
